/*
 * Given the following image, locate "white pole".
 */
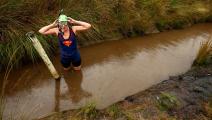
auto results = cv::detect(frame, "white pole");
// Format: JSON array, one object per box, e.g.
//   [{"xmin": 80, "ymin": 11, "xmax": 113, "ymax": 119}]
[{"xmin": 26, "ymin": 32, "xmax": 60, "ymax": 80}]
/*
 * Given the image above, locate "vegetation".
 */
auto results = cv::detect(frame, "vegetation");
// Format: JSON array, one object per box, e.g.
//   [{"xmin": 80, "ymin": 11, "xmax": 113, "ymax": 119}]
[
  {"xmin": 0, "ymin": 0, "xmax": 212, "ymax": 70},
  {"xmin": 76, "ymin": 102, "xmax": 98, "ymax": 119},
  {"xmin": 106, "ymin": 104, "xmax": 122, "ymax": 118},
  {"xmin": 41, "ymin": 98, "xmax": 178, "ymax": 120},
  {"xmin": 194, "ymin": 36, "xmax": 212, "ymax": 66},
  {"xmin": 203, "ymin": 100, "xmax": 212, "ymax": 118},
  {"xmin": 74, "ymin": 102, "xmax": 137, "ymax": 120},
  {"xmin": 1, "ymin": 1, "xmax": 212, "ymax": 119},
  {"xmin": 156, "ymin": 92, "xmax": 180, "ymax": 111},
  {"xmin": 106, "ymin": 104, "xmax": 136, "ymax": 119}
]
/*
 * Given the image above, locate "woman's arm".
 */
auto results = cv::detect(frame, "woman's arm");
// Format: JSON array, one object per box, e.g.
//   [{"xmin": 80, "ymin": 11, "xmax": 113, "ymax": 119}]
[
  {"xmin": 68, "ymin": 17, "xmax": 91, "ymax": 34},
  {"xmin": 38, "ymin": 20, "xmax": 58, "ymax": 35}
]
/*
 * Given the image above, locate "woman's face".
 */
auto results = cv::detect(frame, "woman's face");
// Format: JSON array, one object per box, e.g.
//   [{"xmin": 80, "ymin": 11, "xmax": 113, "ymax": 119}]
[{"xmin": 59, "ymin": 21, "xmax": 69, "ymax": 32}]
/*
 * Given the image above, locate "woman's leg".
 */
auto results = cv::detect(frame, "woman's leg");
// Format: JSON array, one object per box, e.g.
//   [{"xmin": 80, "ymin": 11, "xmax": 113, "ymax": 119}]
[
  {"xmin": 61, "ymin": 57, "xmax": 71, "ymax": 71},
  {"xmin": 64, "ymin": 66, "xmax": 71, "ymax": 71},
  {"xmin": 71, "ymin": 51, "xmax": 82, "ymax": 71},
  {"xmin": 72, "ymin": 59, "xmax": 81, "ymax": 71}
]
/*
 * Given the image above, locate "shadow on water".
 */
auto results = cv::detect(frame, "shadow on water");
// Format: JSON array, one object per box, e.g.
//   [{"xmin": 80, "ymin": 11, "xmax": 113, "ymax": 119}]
[
  {"xmin": 45, "ymin": 69, "xmax": 92, "ymax": 118},
  {"xmin": 54, "ymin": 70, "xmax": 91, "ymax": 112},
  {"xmin": 0, "ymin": 23, "xmax": 212, "ymax": 119},
  {"xmin": 63, "ymin": 71, "xmax": 91, "ymax": 103},
  {"xmin": 54, "ymin": 79, "xmax": 60, "ymax": 112}
]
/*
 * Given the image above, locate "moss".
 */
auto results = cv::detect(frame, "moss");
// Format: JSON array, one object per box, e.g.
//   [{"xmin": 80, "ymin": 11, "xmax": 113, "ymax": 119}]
[{"xmin": 156, "ymin": 92, "xmax": 180, "ymax": 111}]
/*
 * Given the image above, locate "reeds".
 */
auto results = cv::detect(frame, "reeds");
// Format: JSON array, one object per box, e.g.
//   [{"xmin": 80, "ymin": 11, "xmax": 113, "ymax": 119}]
[
  {"xmin": 194, "ymin": 36, "xmax": 212, "ymax": 66},
  {"xmin": 0, "ymin": 0, "xmax": 211, "ymax": 70}
]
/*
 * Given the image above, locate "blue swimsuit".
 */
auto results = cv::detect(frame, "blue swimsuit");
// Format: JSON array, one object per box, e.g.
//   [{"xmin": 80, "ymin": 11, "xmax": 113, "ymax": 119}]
[{"xmin": 58, "ymin": 28, "xmax": 81, "ymax": 68}]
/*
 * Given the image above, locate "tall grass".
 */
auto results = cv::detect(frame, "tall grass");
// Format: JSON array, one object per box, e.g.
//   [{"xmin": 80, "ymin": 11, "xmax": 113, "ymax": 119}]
[
  {"xmin": 194, "ymin": 36, "xmax": 212, "ymax": 66},
  {"xmin": 0, "ymin": 0, "xmax": 212, "ymax": 70}
]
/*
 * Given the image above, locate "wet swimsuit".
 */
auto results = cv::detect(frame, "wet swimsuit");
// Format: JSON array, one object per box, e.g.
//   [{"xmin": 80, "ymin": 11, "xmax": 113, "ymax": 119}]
[{"xmin": 58, "ymin": 28, "xmax": 81, "ymax": 68}]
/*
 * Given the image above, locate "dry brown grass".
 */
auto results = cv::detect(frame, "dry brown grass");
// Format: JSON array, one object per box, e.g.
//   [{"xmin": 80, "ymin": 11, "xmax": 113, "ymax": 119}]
[
  {"xmin": 0, "ymin": 0, "xmax": 212, "ymax": 70},
  {"xmin": 194, "ymin": 36, "xmax": 212, "ymax": 65}
]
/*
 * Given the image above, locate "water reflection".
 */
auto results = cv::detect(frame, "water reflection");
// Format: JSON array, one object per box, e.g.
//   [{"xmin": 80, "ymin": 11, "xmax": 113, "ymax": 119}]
[
  {"xmin": 62, "ymin": 70, "xmax": 91, "ymax": 103},
  {"xmin": 54, "ymin": 79, "xmax": 60, "ymax": 112},
  {"xmin": 54, "ymin": 70, "xmax": 91, "ymax": 112}
]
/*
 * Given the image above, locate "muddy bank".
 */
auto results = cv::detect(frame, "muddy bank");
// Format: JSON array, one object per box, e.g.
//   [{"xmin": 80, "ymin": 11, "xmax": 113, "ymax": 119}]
[
  {"xmin": 40, "ymin": 64, "xmax": 212, "ymax": 120},
  {"xmin": 121, "ymin": 65, "xmax": 212, "ymax": 120}
]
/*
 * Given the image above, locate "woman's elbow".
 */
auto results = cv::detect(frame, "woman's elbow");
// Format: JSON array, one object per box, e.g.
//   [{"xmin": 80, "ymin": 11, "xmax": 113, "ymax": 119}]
[
  {"xmin": 86, "ymin": 24, "xmax": 92, "ymax": 29},
  {"xmin": 38, "ymin": 29, "xmax": 45, "ymax": 35},
  {"xmin": 38, "ymin": 29, "xmax": 42, "ymax": 34}
]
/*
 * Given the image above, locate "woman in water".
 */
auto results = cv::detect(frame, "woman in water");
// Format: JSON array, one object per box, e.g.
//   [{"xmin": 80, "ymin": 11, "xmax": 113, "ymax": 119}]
[{"xmin": 39, "ymin": 15, "xmax": 91, "ymax": 71}]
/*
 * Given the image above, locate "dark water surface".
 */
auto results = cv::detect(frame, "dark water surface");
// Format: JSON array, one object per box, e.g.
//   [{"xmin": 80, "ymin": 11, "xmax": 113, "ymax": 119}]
[{"xmin": 1, "ymin": 24, "xmax": 212, "ymax": 119}]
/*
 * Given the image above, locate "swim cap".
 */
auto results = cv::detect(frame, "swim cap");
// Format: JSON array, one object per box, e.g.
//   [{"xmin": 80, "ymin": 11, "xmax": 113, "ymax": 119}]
[{"xmin": 59, "ymin": 14, "xmax": 68, "ymax": 22}]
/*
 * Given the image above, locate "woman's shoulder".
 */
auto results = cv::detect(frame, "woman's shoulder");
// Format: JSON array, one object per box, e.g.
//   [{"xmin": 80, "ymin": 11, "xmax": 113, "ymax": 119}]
[
  {"xmin": 71, "ymin": 26, "xmax": 77, "ymax": 35},
  {"xmin": 52, "ymin": 28, "xmax": 59, "ymax": 36}
]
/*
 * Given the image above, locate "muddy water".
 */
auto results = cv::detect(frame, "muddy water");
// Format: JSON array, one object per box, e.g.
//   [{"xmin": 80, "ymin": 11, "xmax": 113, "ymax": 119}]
[{"xmin": 1, "ymin": 24, "xmax": 212, "ymax": 119}]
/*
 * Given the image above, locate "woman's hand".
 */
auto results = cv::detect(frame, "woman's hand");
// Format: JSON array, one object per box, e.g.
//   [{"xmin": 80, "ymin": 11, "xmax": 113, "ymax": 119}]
[
  {"xmin": 66, "ymin": 16, "xmax": 91, "ymax": 34},
  {"xmin": 51, "ymin": 19, "xmax": 58, "ymax": 27},
  {"xmin": 68, "ymin": 17, "xmax": 76, "ymax": 24},
  {"xmin": 38, "ymin": 19, "xmax": 59, "ymax": 35}
]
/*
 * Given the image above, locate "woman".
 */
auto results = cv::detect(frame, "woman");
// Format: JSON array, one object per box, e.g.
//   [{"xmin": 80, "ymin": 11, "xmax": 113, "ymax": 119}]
[{"xmin": 39, "ymin": 15, "xmax": 91, "ymax": 71}]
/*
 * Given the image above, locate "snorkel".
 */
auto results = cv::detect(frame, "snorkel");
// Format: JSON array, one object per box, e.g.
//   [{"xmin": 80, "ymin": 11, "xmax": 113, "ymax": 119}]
[
  {"xmin": 57, "ymin": 9, "xmax": 69, "ymax": 35},
  {"xmin": 58, "ymin": 14, "xmax": 69, "ymax": 35}
]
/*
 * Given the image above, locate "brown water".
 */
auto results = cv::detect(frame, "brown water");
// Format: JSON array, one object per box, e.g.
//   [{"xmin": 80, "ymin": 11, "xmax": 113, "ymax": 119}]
[{"xmin": 1, "ymin": 24, "xmax": 212, "ymax": 119}]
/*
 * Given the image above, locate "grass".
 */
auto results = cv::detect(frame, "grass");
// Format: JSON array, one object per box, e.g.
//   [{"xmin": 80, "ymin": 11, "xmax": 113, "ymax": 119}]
[
  {"xmin": 76, "ymin": 102, "xmax": 98, "ymax": 119},
  {"xmin": 203, "ymin": 100, "xmax": 212, "ymax": 118},
  {"xmin": 68, "ymin": 102, "xmax": 137, "ymax": 120},
  {"xmin": 156, "ymin": 92, "xmax": 180, "ymax": 111},
  {"xmin": 103, "ymin": 98, "xmax": 178, "ymax": 120},
  {"xmin": 0, "ymin": 0, "xmax": 212, "ymax": 70},
  {"xmin": 194, "ymin": 36, "xmax": 212, "ymax": 66},
  {"xmin": 106, "ymin": 104, "xmax": 122, "ymax": 118}
]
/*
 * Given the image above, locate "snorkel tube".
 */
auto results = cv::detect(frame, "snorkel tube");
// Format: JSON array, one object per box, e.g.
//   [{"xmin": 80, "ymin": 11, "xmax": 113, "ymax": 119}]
[
  {"xmin": 58, "ymin": 9, "xmax": 64, "ymax": 35},
  {"xmin": 58, "ymin": 9, "xmax": 69, "ymax": 35}
]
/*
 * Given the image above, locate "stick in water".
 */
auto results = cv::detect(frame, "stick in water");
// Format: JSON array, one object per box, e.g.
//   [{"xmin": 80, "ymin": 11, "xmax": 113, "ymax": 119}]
[{"xmin": 26, "ymin": 31, "xmax": 60, "ymax": 80}]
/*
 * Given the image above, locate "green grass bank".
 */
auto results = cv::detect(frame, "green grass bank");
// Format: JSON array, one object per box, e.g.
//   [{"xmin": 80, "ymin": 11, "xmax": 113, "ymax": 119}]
[{"xmin": 0, "ymin": 0, "xmax": 212, "ymax": 70}]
